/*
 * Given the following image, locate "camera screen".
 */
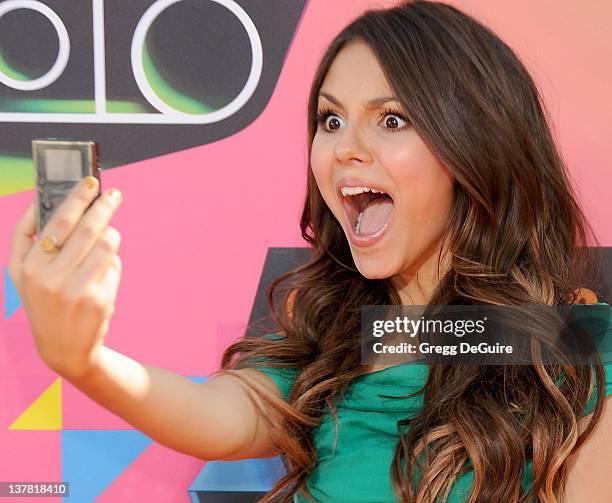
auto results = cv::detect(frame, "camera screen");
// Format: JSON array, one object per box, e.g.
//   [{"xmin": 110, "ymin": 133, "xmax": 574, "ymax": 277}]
[{"xmin": 45, "ymin": 149, "xmax": 83, "ymax": 181}]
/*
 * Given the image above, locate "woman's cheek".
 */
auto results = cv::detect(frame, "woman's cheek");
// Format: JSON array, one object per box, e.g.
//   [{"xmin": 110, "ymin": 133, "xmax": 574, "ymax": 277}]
[
  {"xmin": 309, "ymin": 141, "xmax": 325, "ymax": 178},
  {"xmin": 308, "ymin": 172, "xmax": 334, "ymax": 220},
  {"xmin": 310, "ymin": 148, "xmax": 336, "ymax": 203}
]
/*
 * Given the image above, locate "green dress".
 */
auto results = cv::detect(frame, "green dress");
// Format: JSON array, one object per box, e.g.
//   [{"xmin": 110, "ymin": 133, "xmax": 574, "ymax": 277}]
[{"xmin": 252, "ymin": 303, "xmax": 612, "ymax": 502}]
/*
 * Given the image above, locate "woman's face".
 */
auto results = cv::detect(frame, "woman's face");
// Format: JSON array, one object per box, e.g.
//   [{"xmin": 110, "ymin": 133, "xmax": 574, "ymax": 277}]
[{"xmin": 310, "ymin": 40, "xmax": 455, "ymax": 299}]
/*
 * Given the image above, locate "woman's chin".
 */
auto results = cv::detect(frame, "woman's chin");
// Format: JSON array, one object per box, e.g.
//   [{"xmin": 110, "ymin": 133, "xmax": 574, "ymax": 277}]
[{"xmin": 353, "ymin": 257, "xmax": 397, "ymax": 280}]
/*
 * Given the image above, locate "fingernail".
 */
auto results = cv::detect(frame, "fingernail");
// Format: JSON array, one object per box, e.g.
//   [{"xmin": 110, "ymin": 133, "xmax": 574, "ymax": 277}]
[
  {"xmin": 107, "ymin": 188, "xmax": 122, "ymax": 200},
  {"xmin": 84, "ymin": 176, "xmax": 98, "ymax": 190}
]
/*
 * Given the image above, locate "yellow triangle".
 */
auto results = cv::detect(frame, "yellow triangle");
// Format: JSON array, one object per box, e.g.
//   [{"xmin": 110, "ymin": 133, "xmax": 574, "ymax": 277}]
[{"xmin": 9, "ymin": 378, "xmax": 62, "ymax": 430}]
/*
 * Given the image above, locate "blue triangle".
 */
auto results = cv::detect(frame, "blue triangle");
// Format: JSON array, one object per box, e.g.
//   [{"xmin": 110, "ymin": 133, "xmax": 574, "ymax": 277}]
[
  {"xmin": 187, "ymin": 376, "xmax": 209, "ymax": 384},
  {"xmin": 62, "ymin": 430, "xmax": 152, "ymax": 502},
  {"xmin": 3, "ymin": 265, "xmax": 21, "ymax": 319},
  {"xmin": 189, "ymin": 456, "xmax": 287, "ymax": 493}
]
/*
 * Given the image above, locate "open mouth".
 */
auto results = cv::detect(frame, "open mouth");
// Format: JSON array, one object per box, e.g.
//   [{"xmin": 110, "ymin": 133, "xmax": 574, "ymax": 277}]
[{"xmin": 340, "ymin": 186, "xmax": 394, "ymax": 237}]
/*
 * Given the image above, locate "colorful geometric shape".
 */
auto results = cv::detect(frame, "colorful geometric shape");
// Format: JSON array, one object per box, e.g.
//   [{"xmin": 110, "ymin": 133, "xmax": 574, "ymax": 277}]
[
  {"xmin": 62, "ymin": 430, "xmax": 153, "ymax": 503},
  {"xmin": 3, "ymin": 264, "xmax": 21, "ymax": 319},
  {"xmin": 9, "ymin": 377, "xmax": 62, "ymax": 430},
  {"xmin": 187, "ymin": 376, "xmax": 208, "ymax": 384},
  {"xmin": 94, "ymin": 441, "xmax": 205, "ymax": 503},
  {"xmin": 188, "ymin": 456, "xmax": 287, "ymax": 494},
  {"xmin": 0, "ymin": 155, "xmax": 34, "ymax": 196}
]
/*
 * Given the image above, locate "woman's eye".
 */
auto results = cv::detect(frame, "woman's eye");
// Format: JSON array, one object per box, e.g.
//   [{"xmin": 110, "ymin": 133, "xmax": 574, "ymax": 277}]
[
  {"xmin": 325, "ymin": 116, "xmax": 342, "ymax": 131},
  {"xmin": 379, "ymin": 112, "xmax": 409, "ymax": 132},
  {"xmin": 315, "ymin": 108, "xmax": 409, "ymax": 133},
  {"xmin": 316, "ymin": 109, "xmax": 342, "ymax": 131}
]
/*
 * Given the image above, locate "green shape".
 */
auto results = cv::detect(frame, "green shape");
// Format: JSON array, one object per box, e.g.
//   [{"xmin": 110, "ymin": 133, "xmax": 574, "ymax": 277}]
[
  {"xmin": 0, "ymin": 156, "xmax": 34, "ymax": 196},
  {"xmin": 0, "ymin": 99, "xmax": 147, "ymax": 114},
  {"xmin": 0, "ymin": 51, "xmax": 32, "ymax": 81},
  {"xmin": 1, "ymin": 99, "xmax": 94, "ymax": 113},
  {"xmin": 142, "ymin": 43, "xmax": 215, "ymax": 115},
  {"xmin": 106, "ymin": 101, "xmax": 148, "ymax": 113}
]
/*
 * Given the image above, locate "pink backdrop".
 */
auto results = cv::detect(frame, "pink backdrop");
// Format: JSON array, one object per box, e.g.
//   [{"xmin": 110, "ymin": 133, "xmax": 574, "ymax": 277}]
[{"xmin": 1, "ymin": 1, "xmax": 610, "ymax": 501}]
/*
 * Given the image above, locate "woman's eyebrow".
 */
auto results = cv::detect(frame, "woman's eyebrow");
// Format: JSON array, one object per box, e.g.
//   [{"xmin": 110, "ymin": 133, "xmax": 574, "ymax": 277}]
[{"xmin": 318, "ymin": 91, "xmax": 400, "ymax": 110}]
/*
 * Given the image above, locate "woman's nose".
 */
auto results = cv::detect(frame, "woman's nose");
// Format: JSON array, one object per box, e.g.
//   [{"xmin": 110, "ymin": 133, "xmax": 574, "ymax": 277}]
[{"xmin": 333, "ymin": 124, "xmax": 373, "ymax": 164}]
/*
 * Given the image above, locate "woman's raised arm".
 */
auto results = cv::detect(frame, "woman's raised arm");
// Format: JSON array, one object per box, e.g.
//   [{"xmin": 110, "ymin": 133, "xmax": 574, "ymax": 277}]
[
  {"xmin": 66, "ymin": 349, "xmax": 284, "ymax": 461},
  {"xmin": 8, "ymin": 177, "xmax": 283, "ymax": 461}
]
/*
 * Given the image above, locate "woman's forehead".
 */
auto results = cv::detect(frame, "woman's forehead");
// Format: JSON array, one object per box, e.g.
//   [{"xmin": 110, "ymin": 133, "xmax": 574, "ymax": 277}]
[{"xmin": 317, "ymin": 41, "xmax": 398, "ymax": 103}]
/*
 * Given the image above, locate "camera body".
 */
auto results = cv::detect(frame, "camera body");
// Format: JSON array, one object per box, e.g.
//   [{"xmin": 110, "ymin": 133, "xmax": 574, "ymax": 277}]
[{"xmin": 33, "ymin": 139, "xmax": 101, "ymax": 236}]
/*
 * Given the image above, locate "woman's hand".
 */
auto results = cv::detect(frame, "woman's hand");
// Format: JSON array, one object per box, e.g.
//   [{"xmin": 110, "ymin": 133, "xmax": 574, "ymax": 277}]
[{"xmin": 8, "ymin": 176, "xmax": 123, "ymax": 380}]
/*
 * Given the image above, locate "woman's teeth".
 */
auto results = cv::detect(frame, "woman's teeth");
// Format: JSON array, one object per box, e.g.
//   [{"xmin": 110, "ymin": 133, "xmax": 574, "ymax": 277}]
[
  {"xmin": 340, "ymin": 186, "xmax": 390, "ymax": 235},
  {"xmin": 355, "ymin": 197, "xmax": 372, "ymax": 234},
  {"xmin": 356, "ymin": 208, "xmax": 363, "ymax": 234},
  {"xmin": 340, "ymin": 186, "xmax": 385, "ymax": 196}
]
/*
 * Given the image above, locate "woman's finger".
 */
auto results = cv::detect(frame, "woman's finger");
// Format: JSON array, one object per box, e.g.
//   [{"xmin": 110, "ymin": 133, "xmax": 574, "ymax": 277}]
[
  {"xmin": 65, "ymin": 227, "xmax": 121, "ymax": 295},
  {"xmin": 96, "ymin": 254, "xmax": 122, "ymax": 308},
  {"xmin": 8, "ymin": 200, "xmax": 36, "ymax": 286},
  {"xmin": 24, "ymin": 176, "xmax": 100, "ymax": 268},
  {"xmin": 49, "ymin": 187, "xmax": 122, "ymax": 277},
  {"xmin": 86, "ymin": 254, "xmax": 123, "ymax": 329}
]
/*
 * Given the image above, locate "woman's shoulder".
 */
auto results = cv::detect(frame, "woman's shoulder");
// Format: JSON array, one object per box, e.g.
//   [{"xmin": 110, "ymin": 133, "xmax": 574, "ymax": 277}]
[{"xmin": 247, "ymin": 333, "xmax": 300, "ymax": 401}]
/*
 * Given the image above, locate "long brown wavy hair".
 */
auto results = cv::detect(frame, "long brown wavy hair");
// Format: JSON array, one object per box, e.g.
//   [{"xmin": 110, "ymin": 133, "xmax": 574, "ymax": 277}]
[{"xmin": 212, "ymin": 1, "xmax": 607, "ymax": 501}]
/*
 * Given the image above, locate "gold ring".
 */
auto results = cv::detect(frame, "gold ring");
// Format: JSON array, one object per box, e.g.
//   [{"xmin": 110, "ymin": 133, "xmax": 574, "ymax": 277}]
[{"xmin": 40, "ymin": 234, "xmax": 61, "ymax": 254}]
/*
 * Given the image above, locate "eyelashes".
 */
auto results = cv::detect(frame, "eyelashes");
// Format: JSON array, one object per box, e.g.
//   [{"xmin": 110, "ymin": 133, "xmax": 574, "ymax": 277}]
[{"xmin": 315, "ymin": 106, "xmax": 411, "ymax": 133}]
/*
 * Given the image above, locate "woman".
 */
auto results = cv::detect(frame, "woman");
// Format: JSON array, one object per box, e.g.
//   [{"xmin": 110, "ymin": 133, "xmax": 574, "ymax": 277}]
[{"xmin": 8, "ymin": 1, "xmax": 611, "ymax": 502}]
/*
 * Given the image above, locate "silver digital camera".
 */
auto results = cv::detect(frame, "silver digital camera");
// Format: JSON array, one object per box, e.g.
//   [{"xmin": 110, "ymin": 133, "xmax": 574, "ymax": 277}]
[{"xmin": 33, "ymin": 140, "xmax": 102, "ymax": 236}]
